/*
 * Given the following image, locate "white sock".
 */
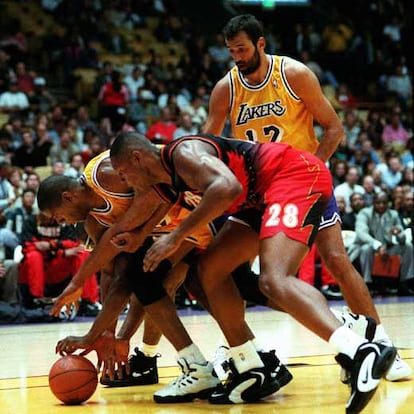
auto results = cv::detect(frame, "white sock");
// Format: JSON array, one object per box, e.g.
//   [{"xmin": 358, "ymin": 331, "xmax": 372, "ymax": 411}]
[
  {"xmin": 178, "ymin": 343, "xmax": 207, "ymax": 365},
  {"xmin": 230, "ymin": 341, "xmax": 264, "ymax": 374},
  {"xmin": 373, "ymin": 324, "xmax": 390, "ymax": 342},
  {"xmin": 141, "ymin": 343, "xmax": 159, "ymax": 358},
  {"xmin": 329, "ymin": 326, "xmax": 367, "ymax": 359},
  {"xmin": 252, "ymin": 337, "xmax": 266, "ymax": 352}
]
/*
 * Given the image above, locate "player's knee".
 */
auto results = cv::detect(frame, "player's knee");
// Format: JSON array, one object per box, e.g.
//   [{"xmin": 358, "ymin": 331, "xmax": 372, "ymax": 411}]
[{"xmin": 257, "ymin": 272, "xmax": 285, "ymax": 300}]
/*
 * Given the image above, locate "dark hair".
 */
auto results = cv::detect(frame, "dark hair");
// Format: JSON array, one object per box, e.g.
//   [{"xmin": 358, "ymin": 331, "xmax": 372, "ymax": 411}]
[
  {"xmin": 110, "ymin": 131, "xmax": 155, "ymax": 161},
  {"xmin": 223, "ymin": 14, "xmax": 264, "ymax": 44},
  {"xmin": 37, "ymin": 175, "xmax": 79, "ymax": 211},
  {"xmin": 22, "ymin": 188, "xmax": 37, "ymax": 196}
]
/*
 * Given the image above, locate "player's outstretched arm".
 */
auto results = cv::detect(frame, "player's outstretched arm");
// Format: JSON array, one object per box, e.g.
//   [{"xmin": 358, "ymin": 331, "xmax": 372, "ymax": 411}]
[{"xmin": 61, "ymin": 189, "xmax": 169, "ymax": 292}]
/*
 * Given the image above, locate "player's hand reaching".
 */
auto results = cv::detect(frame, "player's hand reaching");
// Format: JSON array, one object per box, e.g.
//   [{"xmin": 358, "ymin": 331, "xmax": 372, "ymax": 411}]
[
  {"xmin": 111, "ymin": 228, "xmax": 146, "ymax": 253},
  {"xmin": 143, "ymin": 233, "xmax": 180, "ymax": 272},
  {"xmin": 99, "ymin": 337, "xmax": 131, "ymax": 380},
  {"xmin": 50, "ymin": 280, "xmax": 83, "ymax": 317},
  {"xmin": 56, "ymin": 335, "xmax": 92, "ymax": 356}
]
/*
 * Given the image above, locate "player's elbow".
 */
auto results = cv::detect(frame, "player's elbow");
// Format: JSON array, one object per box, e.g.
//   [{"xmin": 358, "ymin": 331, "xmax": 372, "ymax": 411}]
[{"xmin": 223, "ymin": 177, "xmax": 243, "ymax": 202}]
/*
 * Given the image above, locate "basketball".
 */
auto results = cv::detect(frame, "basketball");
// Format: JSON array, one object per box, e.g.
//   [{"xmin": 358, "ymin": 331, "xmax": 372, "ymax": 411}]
[{"xmin": 48, "ymin": 355, "xmax": 98, "ymax": 405}]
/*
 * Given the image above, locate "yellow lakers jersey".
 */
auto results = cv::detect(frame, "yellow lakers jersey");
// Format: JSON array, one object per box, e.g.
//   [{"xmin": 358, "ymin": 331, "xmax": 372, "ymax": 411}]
[
  {"xmin": 82, "ymin": 151, "xmax": 212, "ymax": 249},
  {"xmin": 81, "ymin": 150, "xmax": 134, "ymax": 227},
  {"xmin": 229, "ymin": 55, "xmax": 318, "ymax": 154}
]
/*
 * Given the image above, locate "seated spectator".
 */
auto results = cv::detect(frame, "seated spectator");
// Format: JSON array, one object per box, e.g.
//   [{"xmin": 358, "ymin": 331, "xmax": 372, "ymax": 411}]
[
  {"xmin": 330, "ymin": 159, "xmax": 347, "ymax": 187},
  {"xmin": 18, "ymin": 213, "xmax": 101, "ymax": 312},
  {"xmin": 354, "ymin": 191, "xmax": 413, "ymax": 296},
  {"xmin": 64, "ymin": 153, "xmax": 84, "ymax": 179},
  {"xmin": 51, "ymin": 161, "xmax": 66, "ymax": 176},
  {"xmin": 386, "ymin": 64, "xmax": 412, "ymax": 110},
  {"xmin": 14, "ymin": 62, "xmax": 35, "ymax": 97},
  {"xmin": 0, "ymin": 128, "xmax": 13, "ymax": 161},
  {"xmin": 0, "ymin": 160, "xmax": 16, "ymax": 211},
  {"xmin": 97, "ymin": 70, "xmax": 130, "ymax": 131},
  {"xmin": 81, "ymin": 135, "xmax": 106, "ymax": 165},
  {"xmin": 146, "ymin": 106, "xmax": 177, "ymax": 144},
  {"xmin": 173, "ymin": 112, "xmax": 198, "ymax": 140},
  {"xmin": 0, "ymin": 208, "xmax": 19, "ymax": 259},
  {"xmin": 124, "ymin": 66, "xmax": 145, "ymax": 102},
  {"xmin": 335, "ymin": 83, "xmax": 358, "ymax": 110},
  {"xmin": 7, "ymin": 166, "xmax": 25, "ymax": 208},
  {"xmin": 6, "ymin": 114, "xmax": 24, "ymax": 150},
  {"xmin": 342, "ymin": 109, "xmax": 361, "ymax": 152},
  {"xmin": 183, "ymin": 95, "xmax": 208, "ymax": 128},
  {"xmin": 49, "ymin": 128, "xmax": 80, "ymax": 166},
  {"xmin": 24, "ymin": 172, "xmax": 40, "ymax": 193},
  {"xmin": 29, "ymin": 77, "xmax": 57, "ymax": 114},
  {"xmin": 12, "ymin": 128, "xmax": 51, "ymax": 174},
  {"xmin": 398, "ymin": 191, "xmax": 413, "ymax": 243},
  {"xmin": 334, "ymin": 166, "xmax": 365, "ymax": 212},
  {"xmin": 376, "ymin": 152, "xmax": 403, "ymax": 191},
  {"xmin": 381, "ymin": 111, "xmax": 411, "ymax": 151},
  {"xmin": 342, "ymin": 192, "xmax": 365, "ymax": 231},
  {"xmin": 0, "ymin": 78, "xmax": 29, "ymax": 117},
  {"xmin": 6, "ymin": 188, "xmax": 37, "ymax": 238},
  {"xmin": 207, "ymin": 33, "xmax": 231, "ymax": 72},
  {"xmin": 361, "ymin": 174, "xmax": 379, "ymax": 207}
]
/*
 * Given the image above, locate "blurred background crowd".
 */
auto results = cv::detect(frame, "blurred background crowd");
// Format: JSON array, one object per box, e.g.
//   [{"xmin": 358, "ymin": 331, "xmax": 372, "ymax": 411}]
[{"xmin": 0, "ymin": 0, "xmax": 412, "ymax": 322}]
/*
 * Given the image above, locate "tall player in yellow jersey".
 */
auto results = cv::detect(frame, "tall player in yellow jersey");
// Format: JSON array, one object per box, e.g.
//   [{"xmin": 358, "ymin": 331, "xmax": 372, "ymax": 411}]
[
  {"xmin": 202, "ymin": 14, "xmax": 410, "ymax": 381},
  {"xmin": 38, "ymin": 151, "xmax": 223, "ymax": 400}
]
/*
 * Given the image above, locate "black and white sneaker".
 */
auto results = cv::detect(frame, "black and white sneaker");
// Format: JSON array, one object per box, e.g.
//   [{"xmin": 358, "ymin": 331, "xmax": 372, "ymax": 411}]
[
  {"xmin": 335, "ymin": 341, "xmax": 397, "ymax": 414},
  {"xmin": 209, "ymin": 357, "xmax": 282, "ymax": 404},
  {"xmin": 100, "ymin": 348, "xmax": 159, "ymax": 387},
  {"xmin": 153, "ymin": 358, "xmax": 220, "ymax": 403},
  {"xmin": 212, "ymin": 346, "xmax": 292, "ymax": 390},
  {"xmin": 331, "ymin": 307, "xmax": 377, "ymax": 384},
  {"xmin": 258, "ymin": 349, "xmax": 293, "ymax": 389}
]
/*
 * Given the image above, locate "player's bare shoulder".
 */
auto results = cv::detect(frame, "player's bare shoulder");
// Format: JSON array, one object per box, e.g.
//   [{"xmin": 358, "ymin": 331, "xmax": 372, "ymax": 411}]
[
  {"xmin": 96, "ymin": 157, "xmax": 132, "ymax": 193},
  {"xmin": 283, "ymin": 56, "xmax": 320, "ymax": 96},
  {"xmin": 211, "ymin": 73, "xmax": 231, "ymax": 101}
]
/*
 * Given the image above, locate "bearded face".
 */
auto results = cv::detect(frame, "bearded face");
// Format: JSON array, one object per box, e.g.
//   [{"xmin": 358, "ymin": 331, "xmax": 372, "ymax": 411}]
[{"xmin": 237, "ymin": 46, "xmax": 261, "ymax": 76}]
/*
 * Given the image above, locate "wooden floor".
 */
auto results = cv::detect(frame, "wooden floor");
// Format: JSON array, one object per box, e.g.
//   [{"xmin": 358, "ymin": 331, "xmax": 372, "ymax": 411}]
[{"xmin": 1, "ymin": 297, "xmax": 413, "ymax": 414}]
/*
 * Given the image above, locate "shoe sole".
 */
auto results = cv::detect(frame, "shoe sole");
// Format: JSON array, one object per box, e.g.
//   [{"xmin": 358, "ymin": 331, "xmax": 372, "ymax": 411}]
[
  {"xmin": 154, "ymin": 386, "xmax": 217, "ymax": 403},
  {"xmin": 347, "ymin": 346, "xmax": 397, "ymax": 414},
  {"xmin": 373, "ymin": 346, "xmax": 397, "ymax": 379}
]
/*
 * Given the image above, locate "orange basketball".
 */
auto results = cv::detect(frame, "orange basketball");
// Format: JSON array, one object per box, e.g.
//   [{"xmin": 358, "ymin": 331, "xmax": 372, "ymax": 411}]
[{"xmin": 48, "ymin": 355, "xmax": 98, "ymax": 405}]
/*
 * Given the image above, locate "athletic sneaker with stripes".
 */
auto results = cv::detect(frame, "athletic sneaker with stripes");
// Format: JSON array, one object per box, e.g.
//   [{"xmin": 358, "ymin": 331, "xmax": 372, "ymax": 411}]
[
  {"xmin": 100, "ymin": 348, "xmax": 159, "ymax": 387},
  {"xmin": 153, "ymin": 358, "xmax": 220, "ymax": 403},
  {"xmin": 335, "ymin": 341, "xmax": 397, "ymax": 414},
  {"xmin": 212, "ymin": 346, "xmax": 293, "ymax": 388},
  {"xmin": 332, "ymin": 307, "xmax": 412, "ymax": 382},
  {"xmin": 209, "ymin": 350, "xmax": 288, "ymax": 404}
]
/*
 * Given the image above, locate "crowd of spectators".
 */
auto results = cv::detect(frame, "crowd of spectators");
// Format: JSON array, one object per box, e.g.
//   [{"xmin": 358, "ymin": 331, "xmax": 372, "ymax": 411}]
[{"xmin": 0, "ymin": 0, "xmax": 412, "ymax": 322}]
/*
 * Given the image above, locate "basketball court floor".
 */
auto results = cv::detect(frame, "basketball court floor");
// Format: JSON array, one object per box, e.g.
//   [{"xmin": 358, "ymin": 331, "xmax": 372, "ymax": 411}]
[{"xmin": 1, "ymin": 296, "xmax": 413, "ymax": 414}]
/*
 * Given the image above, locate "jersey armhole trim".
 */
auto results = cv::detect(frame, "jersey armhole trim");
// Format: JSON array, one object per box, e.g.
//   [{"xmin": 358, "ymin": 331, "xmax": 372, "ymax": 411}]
[{"xmin": 280, "ymin": 57, "xmax": 301, "ymax": 101}]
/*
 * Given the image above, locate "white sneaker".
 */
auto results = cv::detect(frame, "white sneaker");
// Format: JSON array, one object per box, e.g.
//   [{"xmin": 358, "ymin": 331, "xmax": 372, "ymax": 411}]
[
  {"xmin": 378, "ymin": 340, "xmax": 413, "ymax": 381},
  {"xmin": 333, "ymin": 307, "xmax": 412, "ymax": 382},
  {"xmin": 212, "ymin": 345, "xmax": 231, "ymax": 381},
  {"xmin": 153, "ymin": 358, "xmax": 220, "ymax": 403},
  {"xmin": 331, "ymin": 306, "xmax": 376, "ymax": 340}
]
